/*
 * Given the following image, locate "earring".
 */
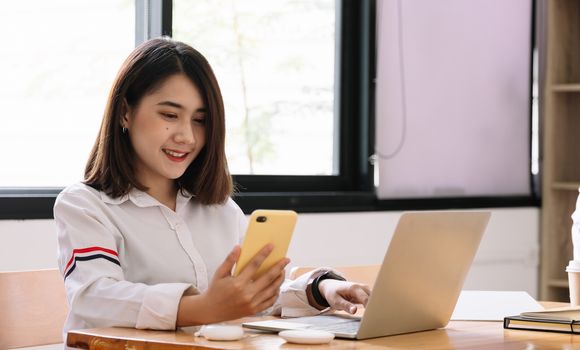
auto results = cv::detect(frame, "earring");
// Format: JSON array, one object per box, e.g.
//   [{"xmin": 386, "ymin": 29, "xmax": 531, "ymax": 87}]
[{"xmin": 122, "ymin": 127, "xmax": 127, "ymax": 134}]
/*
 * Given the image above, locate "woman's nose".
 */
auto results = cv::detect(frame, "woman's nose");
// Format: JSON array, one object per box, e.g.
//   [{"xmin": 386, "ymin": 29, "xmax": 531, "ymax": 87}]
[{"xmin": 174, "ymin": 122, "xmax": 195, "ymax": 145}]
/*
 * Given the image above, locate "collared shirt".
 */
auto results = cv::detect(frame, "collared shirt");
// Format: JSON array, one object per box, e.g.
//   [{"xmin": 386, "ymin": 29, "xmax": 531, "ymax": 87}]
[{"xmin": 54, "ymin": 182, "xmax": 325, "ymax": 340}]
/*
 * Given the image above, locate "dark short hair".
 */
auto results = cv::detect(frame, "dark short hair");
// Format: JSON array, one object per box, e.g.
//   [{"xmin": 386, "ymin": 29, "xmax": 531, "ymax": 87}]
[{"xmin": 84, "ymin": 38, "xmax": 233, "ymax": 204}]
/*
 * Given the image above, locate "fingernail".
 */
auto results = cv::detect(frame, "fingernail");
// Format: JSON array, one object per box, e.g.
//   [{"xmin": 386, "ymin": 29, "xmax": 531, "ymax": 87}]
[{"xmin": 349, "ymin": 306, "xmax": 356, "ymax": 314}]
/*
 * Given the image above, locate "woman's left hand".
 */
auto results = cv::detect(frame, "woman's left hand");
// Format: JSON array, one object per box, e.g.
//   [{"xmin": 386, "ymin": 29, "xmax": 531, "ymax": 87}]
[{"xmin": 318, "ymin": 279, "xmax": 371, "ymax": 314}]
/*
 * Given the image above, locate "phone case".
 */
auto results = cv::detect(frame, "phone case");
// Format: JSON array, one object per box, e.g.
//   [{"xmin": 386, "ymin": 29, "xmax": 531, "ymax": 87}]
[{"xmin": 233, "ymin": 209, "xmax": 297, "ymax": 278}]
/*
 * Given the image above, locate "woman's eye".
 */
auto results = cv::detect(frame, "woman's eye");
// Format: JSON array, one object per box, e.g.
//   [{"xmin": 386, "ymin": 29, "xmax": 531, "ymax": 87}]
[
  {"xmin": 161, "ymin": 113, "xmax": 178, "ymax": 119},
  {"xmin": 193, "ymin": 117, "xmax": 206, "ymax": 125}
]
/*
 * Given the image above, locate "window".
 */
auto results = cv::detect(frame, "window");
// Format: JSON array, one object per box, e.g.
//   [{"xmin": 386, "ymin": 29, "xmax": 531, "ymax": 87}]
[
  {"xmin": 0, "ymin": 0, "xmax": 534, "ymax": 220},
  {"xmin": 0, "ymin": 0, "xmax": 375, "ymax": 218},
  {"xmin": 173, "ymin": 0, "xmax": 337, "ymax": 176},
  {"xmin": 0, "ymin": 0, "xmax": 134, "ymax": 188},
  {"xmin": 170, "ymin": 0, "xmax": 375, "ymax": 198}
]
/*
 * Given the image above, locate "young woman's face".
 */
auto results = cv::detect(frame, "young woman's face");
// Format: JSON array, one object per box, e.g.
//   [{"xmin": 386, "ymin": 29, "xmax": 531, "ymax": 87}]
[{"xmin": 125, "ymin": 73, "xmax": 207, "ymax": 189}]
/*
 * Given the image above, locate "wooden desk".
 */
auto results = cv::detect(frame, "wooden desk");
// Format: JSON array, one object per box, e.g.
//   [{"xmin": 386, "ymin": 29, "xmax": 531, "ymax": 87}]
[
  {"xmin": 66, "ymin": 302, "xmax": 572, "ymax": 350},
  {"xmin": 67, "ymin": 320, "xmax": 580, "ymax": 350},
  {"xmin": 67, "ymin": 312, "xmax": 580, "ymax": 349}
]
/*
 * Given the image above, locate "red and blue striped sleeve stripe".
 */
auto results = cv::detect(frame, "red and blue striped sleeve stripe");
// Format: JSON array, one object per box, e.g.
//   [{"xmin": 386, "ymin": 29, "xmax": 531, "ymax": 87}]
[{"xmin": 64, "ymin": 246, "xmax": 120, "ymax": 279}]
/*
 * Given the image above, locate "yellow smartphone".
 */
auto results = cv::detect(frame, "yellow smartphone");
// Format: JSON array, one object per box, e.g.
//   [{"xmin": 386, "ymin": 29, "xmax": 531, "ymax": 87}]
[{"xmin": 233, "ymin": 209, "xmax": 297, "ymax": 278}]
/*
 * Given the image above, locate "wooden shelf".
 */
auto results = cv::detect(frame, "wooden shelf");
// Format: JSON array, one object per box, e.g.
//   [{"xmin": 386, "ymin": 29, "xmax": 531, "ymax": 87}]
[
  {"xmin": 552, "ymin": 182, "xmax": 580, "ymax": 191},
  {"xmin": 548, "ymin": 279, "xmax": 569, "ymax": 288},
  {"xmin": 540, "ymin": 0, "xmax": 580, "ymax": 302},
  {"xmin": 551, "ymin": 84, "xmax": 580, "ymax": 92}
]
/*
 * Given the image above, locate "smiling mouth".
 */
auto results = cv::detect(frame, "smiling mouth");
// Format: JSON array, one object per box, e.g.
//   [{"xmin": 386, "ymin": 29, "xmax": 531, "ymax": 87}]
[{"xmin": 163, "ymin": 148, "xmax": 189, "ymax": 161}]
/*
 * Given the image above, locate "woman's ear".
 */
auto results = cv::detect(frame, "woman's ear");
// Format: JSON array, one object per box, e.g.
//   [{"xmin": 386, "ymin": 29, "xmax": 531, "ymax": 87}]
[
  {"xmin": 121, "ymin": 114, "xmax": 129, "ymax": 129},
  {"xmin": 120, "ymin": 99, "xmax": 131, "ymax": 128}
]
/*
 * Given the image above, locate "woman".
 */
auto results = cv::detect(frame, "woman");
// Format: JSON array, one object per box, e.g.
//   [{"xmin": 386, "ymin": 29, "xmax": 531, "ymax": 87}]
[{"xmin": 54, "ymin": 38, "xmax": 370, "ymax": 336}]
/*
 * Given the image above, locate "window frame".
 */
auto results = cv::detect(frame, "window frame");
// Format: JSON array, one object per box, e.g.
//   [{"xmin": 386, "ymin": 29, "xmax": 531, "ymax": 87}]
[{"xmin": 0, "ymin": 0, "xmax": 540, "ymax": 220}]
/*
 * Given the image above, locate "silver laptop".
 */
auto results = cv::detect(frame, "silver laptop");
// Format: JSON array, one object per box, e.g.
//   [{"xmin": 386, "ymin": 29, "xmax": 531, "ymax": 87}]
[{"xmin": 243, "ymin": 211, "xmax": 491, "ymax": 340}]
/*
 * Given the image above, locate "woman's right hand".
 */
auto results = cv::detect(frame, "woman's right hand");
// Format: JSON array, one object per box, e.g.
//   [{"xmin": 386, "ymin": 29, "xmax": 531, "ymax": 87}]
[{"xmin": 178, "ymin": 244, "xmax": 289, "ymax": 326}]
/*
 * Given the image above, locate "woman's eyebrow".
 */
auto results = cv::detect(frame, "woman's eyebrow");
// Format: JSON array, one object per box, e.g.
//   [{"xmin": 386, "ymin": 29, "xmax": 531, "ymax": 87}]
[
  {"xmin": 157, "ymin": 101, "xmax": 183, "ymax": 109},
  {"xmin": 157, "ymin": 101, "xmax": 206, "ymax": 112}
]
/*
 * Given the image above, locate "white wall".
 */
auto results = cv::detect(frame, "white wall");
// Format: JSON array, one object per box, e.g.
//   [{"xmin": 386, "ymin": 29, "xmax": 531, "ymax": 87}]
[{"xmin": 0, "ymin": 207, "xmax": 539, "ymax": 297}]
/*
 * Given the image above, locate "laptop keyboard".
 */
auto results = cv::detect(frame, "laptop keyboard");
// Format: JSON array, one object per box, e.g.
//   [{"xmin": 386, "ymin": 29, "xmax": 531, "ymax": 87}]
[
  {"xmin": 283, "ymin": 315, "xmax": 361, "ymax": 334},
  {"xmin": 310, "ymin": 320, "xmax": 361, "ymax": 333}
]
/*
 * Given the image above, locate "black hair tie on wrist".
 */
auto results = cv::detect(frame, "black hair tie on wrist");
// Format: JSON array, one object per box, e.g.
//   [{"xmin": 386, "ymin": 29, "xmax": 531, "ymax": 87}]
[{"xmin": 311, "ymin": 271, "xmax": 347, "ymax": 308}]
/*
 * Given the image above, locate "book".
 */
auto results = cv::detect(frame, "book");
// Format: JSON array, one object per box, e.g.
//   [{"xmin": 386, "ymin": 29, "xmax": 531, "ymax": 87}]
[{"xmin": 504, "ymin": 307, "xmax": 580, "ymax": 334}]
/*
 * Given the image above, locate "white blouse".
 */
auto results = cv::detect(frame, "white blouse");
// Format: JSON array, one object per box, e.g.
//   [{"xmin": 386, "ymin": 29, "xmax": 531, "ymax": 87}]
[{"xmin": 54, "ymin": 182, "xmax": 324, "ymax": 339}]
